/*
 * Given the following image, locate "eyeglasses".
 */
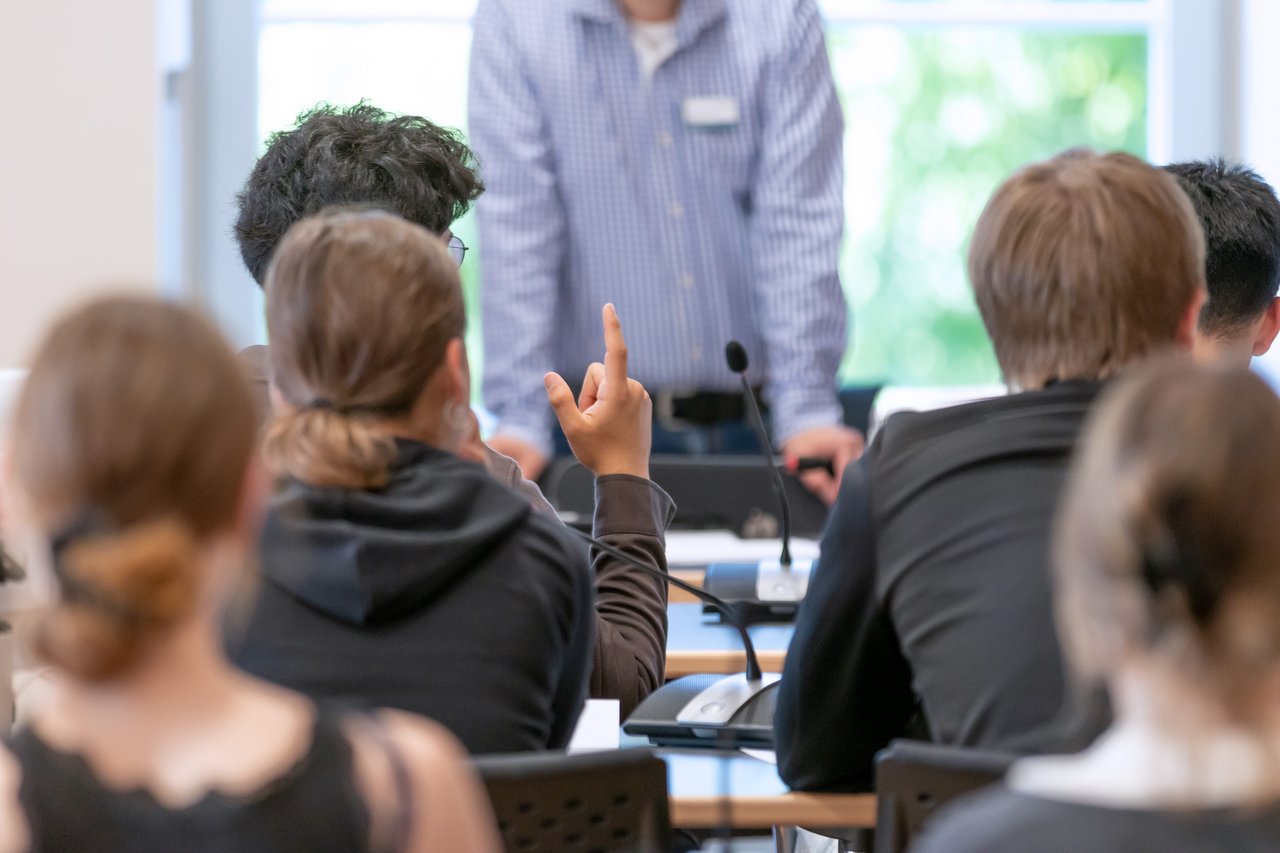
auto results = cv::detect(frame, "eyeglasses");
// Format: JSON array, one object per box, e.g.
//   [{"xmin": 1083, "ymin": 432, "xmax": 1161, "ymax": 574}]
[{"xmin": 447, "ymin": 235, "xmax": 469, "ymax": 267}]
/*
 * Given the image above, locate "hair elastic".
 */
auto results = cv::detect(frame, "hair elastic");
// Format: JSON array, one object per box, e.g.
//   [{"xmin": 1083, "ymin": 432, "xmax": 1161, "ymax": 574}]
[
  {"xmin": 1140, "ymin": 535, "xmax": 1220, "ymax": 623},
  {"xmin": 47, "ymin": 510, "xmax": 143, "ymax": 622}
]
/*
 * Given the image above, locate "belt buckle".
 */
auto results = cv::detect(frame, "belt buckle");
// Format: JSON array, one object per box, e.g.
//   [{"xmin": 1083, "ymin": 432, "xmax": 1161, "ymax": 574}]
[{"xmin": 654, "ymin": 389, "xmax": 692, "ymax": 432}]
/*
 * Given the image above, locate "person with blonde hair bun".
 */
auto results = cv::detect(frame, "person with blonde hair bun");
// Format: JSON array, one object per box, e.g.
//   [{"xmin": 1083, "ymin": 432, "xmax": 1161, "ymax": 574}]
[
  {"xmin": 228, "ymin": 208, "xmax": 665, "ymax": 754},
  {"xmin": 917, "ymin": 356, "xmax": 1280, "ymax": 852},
  {"xmin": 0, "ymin": 296, "xmax": 499, "ymax": 853}
]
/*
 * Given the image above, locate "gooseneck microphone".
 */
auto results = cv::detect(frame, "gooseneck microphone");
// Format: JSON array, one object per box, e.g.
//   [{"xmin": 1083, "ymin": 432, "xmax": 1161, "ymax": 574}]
[
  {"xmin": 724, "ymin": 341, "xmax": 791, "ymax": 568},
  {"xmin": 566, "ymin": 526, "xmax": 762, "ymax": 682},
  {"xmin": 700, "ymin": 342, "xmax": 817, "ymax": 623}
]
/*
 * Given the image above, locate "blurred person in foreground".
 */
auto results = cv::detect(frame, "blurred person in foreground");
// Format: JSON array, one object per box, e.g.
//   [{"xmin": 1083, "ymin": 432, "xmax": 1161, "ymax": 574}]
[
  {"xmin": 0, "ymin": 296, "xmax": 498, "ymax": 852},
  {"xmin": 228, "ymin": 209, "xmax": 663, "ymax": 752},
  {"xmin": 775, "ymin": 150, "xmax": 1207, "ymax": 791},
  {"xmin": 1164, "ymin": 159, "xmax": 1280, "ymax": 365},
  {"xmin": 234, "ymin": 104, "xmax": 673, "ymax": 717},
  {"xmin": 917, "ymin": 358, "xmax": 1280, "ymax": 852}
]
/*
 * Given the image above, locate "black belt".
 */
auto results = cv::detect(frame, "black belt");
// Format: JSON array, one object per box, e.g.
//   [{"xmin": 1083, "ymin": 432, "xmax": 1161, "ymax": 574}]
[{"xmin": 653, "ymin": 388, "xmax": 764, "ymax": 426}]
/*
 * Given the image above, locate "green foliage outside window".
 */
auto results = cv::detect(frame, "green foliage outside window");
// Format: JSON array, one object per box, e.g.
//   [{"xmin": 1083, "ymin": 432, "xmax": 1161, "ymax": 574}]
[
  {"xmin": 258, "ymin": 20, "xmax": 1148, "ymax": 389},
  {"xmin": 830, "ymin": 28, "xmax": 1147, "ymax": 385}
]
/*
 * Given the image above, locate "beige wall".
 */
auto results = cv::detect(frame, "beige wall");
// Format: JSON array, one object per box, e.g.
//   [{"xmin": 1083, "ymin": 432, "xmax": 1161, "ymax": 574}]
[{"xmin": 0, "ymin": 1, "xmax": 160, "ymax": 367}]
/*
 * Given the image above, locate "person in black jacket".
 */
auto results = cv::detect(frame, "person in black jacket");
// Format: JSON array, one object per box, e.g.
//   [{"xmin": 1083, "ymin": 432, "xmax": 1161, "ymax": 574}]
[
  {"xmin": 917, "ymin": 358, "xmax": 1280, "ymax": 853},
  {"xmin": 774, "ymin": 150, "xmax": 1208, "ymax": 792},
  {"xmin": 233, "ymin": 104, "xmax": 671, "ymax": 717},
  {"xmin": 227, "ymin": 208, "xmax": 656, "ymax": 754}
]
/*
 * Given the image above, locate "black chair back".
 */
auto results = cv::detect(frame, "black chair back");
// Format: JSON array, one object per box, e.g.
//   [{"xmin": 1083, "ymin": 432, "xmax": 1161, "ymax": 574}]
[
  {"xmin": 873, "ymin": 739, "xmax": 1017, "ymax": 853},
  {"xmin": 474, "ymin": 749, "xmax": 672, "ymax": 853}
]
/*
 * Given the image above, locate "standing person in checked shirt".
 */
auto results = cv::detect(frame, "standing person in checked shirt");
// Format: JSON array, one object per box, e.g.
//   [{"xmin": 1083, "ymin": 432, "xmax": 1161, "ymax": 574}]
[{"xmin": 469, "ymin": 0, "xmax": 863, "ymax": 503}]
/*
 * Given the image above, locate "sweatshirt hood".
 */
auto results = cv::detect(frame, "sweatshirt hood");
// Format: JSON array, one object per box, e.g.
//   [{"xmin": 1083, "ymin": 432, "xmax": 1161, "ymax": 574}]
[{"xmin": 260, "ymin": 439, "xmax": 533, "ymax": 625}]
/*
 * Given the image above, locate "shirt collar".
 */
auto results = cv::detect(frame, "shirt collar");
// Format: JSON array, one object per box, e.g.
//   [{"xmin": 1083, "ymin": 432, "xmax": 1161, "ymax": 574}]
[{"xmin": 571, "ymin": 0, "xmax": 728, "ymax": 45}]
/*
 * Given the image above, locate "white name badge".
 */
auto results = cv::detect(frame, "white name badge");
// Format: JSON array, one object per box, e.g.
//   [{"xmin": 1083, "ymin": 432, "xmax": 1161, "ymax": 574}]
[{"xmin": 681, "ymin": 95, "xmax": 740, "ymax": 128}]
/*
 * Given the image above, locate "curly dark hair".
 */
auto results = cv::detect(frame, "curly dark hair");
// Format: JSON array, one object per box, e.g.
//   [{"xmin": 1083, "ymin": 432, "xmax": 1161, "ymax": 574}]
[{"xmin": 234, "ymin": 102, "xmax": 484, "ymax": 286}]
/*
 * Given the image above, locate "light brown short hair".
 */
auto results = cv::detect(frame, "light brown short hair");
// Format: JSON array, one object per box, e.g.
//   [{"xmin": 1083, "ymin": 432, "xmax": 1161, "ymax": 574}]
[
  {"xmin": 10, "ymin": 297, "xmax": 257, "ymax": 681},
  {"xmin": 969, "ymin": 149, "xmax": 1205, "ymax": 388},
  {"xmin": 263, "ymin": 209, "xmax": 465, "ymax": 489},
  {"xmin": 1055, "ymin": 356, "xmax": 1280, "ymax": 727}
]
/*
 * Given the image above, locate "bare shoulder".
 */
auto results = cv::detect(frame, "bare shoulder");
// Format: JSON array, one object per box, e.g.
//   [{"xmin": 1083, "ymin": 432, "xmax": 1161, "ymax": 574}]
[
  {"xmin": 344, "ymin": 710, "xmax": 499, "ymax": 853},
  {"xmin": 376, "ymin": 710, "xmax": 475, "ymax": 774},
  {"xmin": 0, "ymin": 743, "xmax": 30, "ymax": 853}
]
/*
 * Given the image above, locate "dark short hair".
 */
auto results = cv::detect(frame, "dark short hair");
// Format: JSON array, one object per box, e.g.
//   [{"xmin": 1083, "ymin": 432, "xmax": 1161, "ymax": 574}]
[
  {"xmin": 234, "ymin": 102, "xmax": 483, "ymax": 286},
  {"xmin": 1163, "ymin": 159, "xmax": 1280, "ymax": 335}
]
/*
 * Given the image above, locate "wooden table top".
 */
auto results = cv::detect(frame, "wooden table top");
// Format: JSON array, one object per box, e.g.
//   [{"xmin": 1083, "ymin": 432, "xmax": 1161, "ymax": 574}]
[
  {"xmin": 663, "ymin": 749, "xmax": 874, "ymax": 829},
  {"xmin": 664, "ymin": 603, "xmax": 794, "ymax": 678}
]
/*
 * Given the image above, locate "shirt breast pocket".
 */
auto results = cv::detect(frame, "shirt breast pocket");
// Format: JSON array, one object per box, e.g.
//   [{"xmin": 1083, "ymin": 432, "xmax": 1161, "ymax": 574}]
[{"xmin": 683, "ymin": 123, "xmax": 754, "ymax": 201}]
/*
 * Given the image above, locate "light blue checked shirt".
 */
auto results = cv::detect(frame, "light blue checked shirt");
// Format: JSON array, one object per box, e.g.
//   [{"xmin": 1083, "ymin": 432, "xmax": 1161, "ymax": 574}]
[{"xmin": 469, "ymin": 0, "xmax": 848, "ymax": 456}]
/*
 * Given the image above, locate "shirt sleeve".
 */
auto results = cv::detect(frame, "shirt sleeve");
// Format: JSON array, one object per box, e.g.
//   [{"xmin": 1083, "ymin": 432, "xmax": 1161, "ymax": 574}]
[
  {"xmin": 588, "ymin": 475, "xmax": 676, "ymax": 718},
  {"xmin": 749, "ymin": 0, "xmax": 849, "ymax": 445},
  {"xmin": 774, "ymin": 454, "xmax": 918, "ymax": 792},
  {"xmin": 480, "ymin": 443, "xmax": 558, "ymax": 516},
  {"xmin": 468, "ymin": 0, "xmax": 567, "ymax": 458}
]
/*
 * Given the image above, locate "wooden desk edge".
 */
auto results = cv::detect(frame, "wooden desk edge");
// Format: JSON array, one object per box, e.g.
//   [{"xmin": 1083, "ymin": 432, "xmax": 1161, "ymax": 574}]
[
  {"xmin": 670, "ymin": 792, "xmax": 876, "ymax": 829},
  {"xmin": 666, "ymin": 650, "xmax": 787, "ymax": 679},
  {"xmin": 668, "ymin": 569, "xmax": 706, "ymax": 604}
]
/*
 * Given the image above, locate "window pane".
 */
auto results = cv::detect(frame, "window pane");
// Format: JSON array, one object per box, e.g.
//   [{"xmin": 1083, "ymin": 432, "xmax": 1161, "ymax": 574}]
[
  {"xmin": 831, "ymin": 27, "xmax": 1147, "ymax": 384},
  {"xmin": 258, "ymin": 17, "xmax": 1148, "ymax": 389}
]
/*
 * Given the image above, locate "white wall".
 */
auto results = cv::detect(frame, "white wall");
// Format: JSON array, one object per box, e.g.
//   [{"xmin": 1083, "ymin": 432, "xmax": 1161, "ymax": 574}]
[
  {"xmin": 1239, "ymin": 0, "xmax": 1280, "ymax": 384},
  {"xmin": 0, "ymin": 1, "xmax": 163, "ymax": 367},
  {"xmin": 1239, "ymin": 0, "xmax": 1280, "ymax": 187}
]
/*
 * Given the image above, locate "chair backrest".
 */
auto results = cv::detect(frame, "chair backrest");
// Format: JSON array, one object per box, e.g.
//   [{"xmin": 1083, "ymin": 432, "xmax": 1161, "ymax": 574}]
[
  {"xmin": 873, "ymin": 739, "xmax": 1017, "ymax": 853},
  {"xmin": 474, "ymin": 749, "xmax": 672, "ymax": 853}
]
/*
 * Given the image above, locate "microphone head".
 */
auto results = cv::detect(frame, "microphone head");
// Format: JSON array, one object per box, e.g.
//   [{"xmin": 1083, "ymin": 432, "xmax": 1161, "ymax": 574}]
[{"xmin": 725, "ymin": 341, "xmax": 749, "ymax": 374}]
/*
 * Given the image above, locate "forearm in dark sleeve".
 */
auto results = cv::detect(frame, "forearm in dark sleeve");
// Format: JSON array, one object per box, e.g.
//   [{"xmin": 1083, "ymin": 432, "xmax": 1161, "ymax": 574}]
[
  {"xmin": 774, "ymin": 458, "xmax": 917, "ymax": 792},
  {"xmin": 588, "ymin": 475, "xmax": 676, "ymax": 718}
]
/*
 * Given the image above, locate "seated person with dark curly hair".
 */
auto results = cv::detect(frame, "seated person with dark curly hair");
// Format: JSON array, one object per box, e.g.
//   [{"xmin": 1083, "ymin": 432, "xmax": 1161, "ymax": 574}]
[{"xmin": 230, "ymin": 105, "xmax": 674, "ymax": 730}]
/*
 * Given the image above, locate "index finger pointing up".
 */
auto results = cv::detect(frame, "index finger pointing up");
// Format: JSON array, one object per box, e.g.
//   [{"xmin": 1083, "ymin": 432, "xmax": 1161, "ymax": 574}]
[{"xmin": 603, "ymin": 303, "xmax": 628, "ymax": 385}]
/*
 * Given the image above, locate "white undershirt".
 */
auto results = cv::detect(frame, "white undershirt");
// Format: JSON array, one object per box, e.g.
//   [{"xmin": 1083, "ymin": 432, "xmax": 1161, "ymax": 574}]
[
  {"xmin": 629, "ymin": 19, "xmax": 678, "ymax": 82},
  {"xmin": 1010, "ymin": 720, "xmax": 1280, "ymax": 810}
]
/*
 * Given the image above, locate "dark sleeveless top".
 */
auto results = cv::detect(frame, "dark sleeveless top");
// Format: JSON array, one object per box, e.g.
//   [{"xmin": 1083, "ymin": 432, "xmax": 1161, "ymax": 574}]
[{"xmin": 8, "ymin": 713, "xmax": 377, "ymax": 853}]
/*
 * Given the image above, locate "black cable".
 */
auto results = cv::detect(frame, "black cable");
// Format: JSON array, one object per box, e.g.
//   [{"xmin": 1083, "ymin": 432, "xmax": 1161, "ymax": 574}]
[{"xmin": 566, "ymin": 526, "xmax": 764, "ymax": 681}]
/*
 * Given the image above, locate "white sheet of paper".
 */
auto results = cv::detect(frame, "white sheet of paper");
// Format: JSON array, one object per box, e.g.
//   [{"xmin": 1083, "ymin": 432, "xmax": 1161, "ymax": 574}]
[
  {"xmin": 740, "ymin": 748, "xmax": 777, "ymax": 765},
  {"xmin": 567, "ymin": 699, "xmax": 621, "ymax": 752},
  {"xmin": 665, "ymin": 530, "xmax": 820, "ymax": 568}
]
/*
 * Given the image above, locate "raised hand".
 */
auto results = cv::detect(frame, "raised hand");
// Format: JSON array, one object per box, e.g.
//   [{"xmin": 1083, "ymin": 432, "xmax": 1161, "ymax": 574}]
[{"xmin": 543, "ymin": 304, "xmax": 652, "ymax": 479}]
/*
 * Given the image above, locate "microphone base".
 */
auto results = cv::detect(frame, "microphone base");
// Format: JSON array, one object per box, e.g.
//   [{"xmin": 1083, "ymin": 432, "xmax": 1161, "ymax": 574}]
[
  {"xmin": 702, "ymin": 559, "xmax": 814, "ymax": 624},
  {"xmin": 623, "ymin": 672, "xmax": 781, "ymax": 748}
]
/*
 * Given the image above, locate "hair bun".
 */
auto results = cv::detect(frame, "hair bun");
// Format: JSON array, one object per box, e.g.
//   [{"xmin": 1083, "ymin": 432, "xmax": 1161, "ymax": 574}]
[{"xmin": 36, "ymin": 517, "xmax": 201, "ymax": 681}]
